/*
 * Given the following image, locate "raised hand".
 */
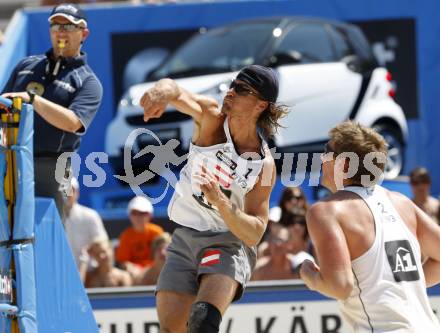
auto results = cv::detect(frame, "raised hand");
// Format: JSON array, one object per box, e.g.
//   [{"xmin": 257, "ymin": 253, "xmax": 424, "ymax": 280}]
[{"xmin": 140, "ymin": 88, "xmax": 169, "ymax": 122}]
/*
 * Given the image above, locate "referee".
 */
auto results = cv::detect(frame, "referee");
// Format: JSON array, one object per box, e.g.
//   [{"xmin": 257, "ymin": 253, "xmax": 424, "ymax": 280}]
[{"xmin": 1, "ymin": 4, "xmax": 102, "ymax": 220}]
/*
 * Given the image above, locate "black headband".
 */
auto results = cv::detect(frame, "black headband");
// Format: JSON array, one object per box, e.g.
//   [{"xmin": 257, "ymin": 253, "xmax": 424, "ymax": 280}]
[{"xmin": 236, "ymin": 65, "xmax": 279, "ymax": 103}]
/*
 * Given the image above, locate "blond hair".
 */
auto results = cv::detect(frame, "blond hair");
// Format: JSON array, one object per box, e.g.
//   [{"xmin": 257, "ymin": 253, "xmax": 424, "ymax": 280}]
[
  {"xmin": 257, "ymin": 103, "xmax": 289, "ymax": 138},
  {"xmin": 330, "ymin": 121, "xmax": 388, "ymax": 185}
]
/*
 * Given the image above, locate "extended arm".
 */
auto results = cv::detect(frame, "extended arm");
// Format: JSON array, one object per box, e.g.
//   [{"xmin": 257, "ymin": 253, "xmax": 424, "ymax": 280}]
[
  {"xmin": 140, "ymin": 78, "xmax": 223, "ymax": 142},
  {"xmin": 300, "ymin": 202, "xmax": 353, "ymax": 300},
  {"xmin": 1, "ymin": 92, "xmax": 82, "ymax": 133}
]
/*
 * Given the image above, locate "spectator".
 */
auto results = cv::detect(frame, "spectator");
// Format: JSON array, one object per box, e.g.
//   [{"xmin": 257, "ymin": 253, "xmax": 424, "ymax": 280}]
[
  {"xmin": 64, "ymin": 177, "xmax": 108, "ymax": 281},
  {"xmin": 257, "ymin": 206, "xmax": 282, "ymax": 257},
  {"xmin": 134, "ymin": 233, "xmax": 171, "ymax": 286},
  {"xmin": 1, "ymin": 4, "xmax": 103, "ymax": 220},
  {"xmin": 115, "ymin": 196, "xmax": 164, "ymax": 276},
  {"xmin": 85, "ymin": 238, "xmax": 132, "ymax": 288},
  {"xmin": 278, "ymin": 187, "xmax": 308, "ymax": 225},
  {"xmin": 410, "ymin": 167, "xmax": 439, "ymax": 224},
  {"xmin": 252, "ymin": 226, "xmax": 296, "ymax": 281},
  {"xmin": 286, "ymin": 215, "xmax": 314, "ymax": 277}
]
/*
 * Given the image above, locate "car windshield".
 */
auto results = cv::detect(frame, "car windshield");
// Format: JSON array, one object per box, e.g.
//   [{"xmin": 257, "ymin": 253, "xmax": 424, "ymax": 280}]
[{"xmin": 150, "ymin": 21, "xmax": 279, "ymax": 80}]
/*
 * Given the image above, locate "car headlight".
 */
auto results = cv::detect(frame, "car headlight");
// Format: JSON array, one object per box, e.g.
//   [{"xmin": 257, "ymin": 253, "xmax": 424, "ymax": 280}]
[
  {"xmin": 201, "ymin": 80, "xmax": 231, "ymax": 102},
  {"xmin": 119, "ymin": 92, "xmax": 134, "ymax": 108}
]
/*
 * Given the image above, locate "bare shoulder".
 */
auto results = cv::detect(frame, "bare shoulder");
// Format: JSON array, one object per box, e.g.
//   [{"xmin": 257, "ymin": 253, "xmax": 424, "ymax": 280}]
[
  {"xmin": 387, "ymin": 190, "xmax": 417, "ymax": 216},
  {"xmin": 388, "ymin": 189, "xmax": 413, "ymax": 203},
  {"xmin": 306, "ymin": 199, "xmax": 339, "ymax": 225},
  {"xmin": 306, "ymin": 191, "xmax": 362, "ymax": 227},
  {"xmin": 307, "ymin": 191, "xmax": 352, "ymax": 217},
  {"xmin": 193, "ymin": 94, "xmax": 222, "ymax": 118}
]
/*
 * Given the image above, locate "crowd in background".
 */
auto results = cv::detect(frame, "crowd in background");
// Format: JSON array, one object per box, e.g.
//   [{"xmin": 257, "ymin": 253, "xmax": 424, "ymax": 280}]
[
  {"xmin": 65, "ymin": 179, "xmax": 317, "ymax": 288},
  {"xmin": 65, "ymin": 184, "xmax": 171, "ymax": 288},
  {"xmin": 63, "ymin": 165, "xmax": 440, "ymax": 289}
]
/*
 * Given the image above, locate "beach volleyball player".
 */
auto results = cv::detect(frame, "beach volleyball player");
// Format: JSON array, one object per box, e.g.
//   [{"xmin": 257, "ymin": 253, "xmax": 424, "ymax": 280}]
[{"xmin": 140, "ymin": 65, "xmax": 288, "ymax": 333}]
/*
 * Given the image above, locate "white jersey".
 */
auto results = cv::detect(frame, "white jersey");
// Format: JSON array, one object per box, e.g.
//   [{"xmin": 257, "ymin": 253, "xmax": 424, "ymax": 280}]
[
  {"xmin": 340, "ymin": 185, "xmax": 440, "ymax": 333},
  {"xmin": 168, "ymin": 119, "xmax": 267, "ymax": 231}
]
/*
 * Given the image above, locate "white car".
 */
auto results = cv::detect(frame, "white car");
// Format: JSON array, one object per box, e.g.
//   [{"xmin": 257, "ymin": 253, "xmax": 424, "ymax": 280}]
[{"xmin": 106, "ymin": 17, "xmax": 408, "ymax": 179}]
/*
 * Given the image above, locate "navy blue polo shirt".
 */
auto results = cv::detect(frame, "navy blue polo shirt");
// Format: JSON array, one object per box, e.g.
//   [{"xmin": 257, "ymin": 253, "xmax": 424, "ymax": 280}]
[{"xmin": 1, "ymin": 50, "xmax": 103, "ymax": 156}]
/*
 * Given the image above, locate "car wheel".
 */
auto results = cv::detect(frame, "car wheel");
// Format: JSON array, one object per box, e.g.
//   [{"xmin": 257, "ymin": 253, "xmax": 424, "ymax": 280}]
[{"xmin": 373, "ymin": 124, "xmax": 405, "ymax": 179}]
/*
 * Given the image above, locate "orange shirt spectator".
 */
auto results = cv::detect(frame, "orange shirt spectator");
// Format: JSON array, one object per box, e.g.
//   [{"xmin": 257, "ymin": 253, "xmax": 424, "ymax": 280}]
[
  {"xmin": 116, "ymin": 223, "xmax": 163, "ymax": 267},
  {"xmin": 116, "ymin": 196, "xmax": 164, "ymax": 270}
]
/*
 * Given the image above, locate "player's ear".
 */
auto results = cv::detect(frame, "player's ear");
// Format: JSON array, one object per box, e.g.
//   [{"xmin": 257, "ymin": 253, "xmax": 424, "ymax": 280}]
[{"xmin": 257, "ymin": 100, "xmax": 268, "ymax": 114}]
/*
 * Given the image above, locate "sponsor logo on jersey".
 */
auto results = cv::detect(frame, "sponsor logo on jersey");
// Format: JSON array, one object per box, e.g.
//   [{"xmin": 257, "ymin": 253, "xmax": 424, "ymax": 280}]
[
  {"xmin": 26, "ymin": 81, "xmax": 45, "ymax": 96},
  {"xmin": 214, "ymin": 164, "xmax": 234, "ymax": 189},
  {"xmin": 385, "ymin": 240, "xmax": 420, "ymax": 282},
  {"xmin": 216, "ymin": 150, "xmax": 237, "ymax": 170}
]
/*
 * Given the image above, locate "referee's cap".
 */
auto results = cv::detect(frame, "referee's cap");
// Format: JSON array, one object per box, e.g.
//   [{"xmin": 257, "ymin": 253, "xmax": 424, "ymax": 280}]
[{"xmin": 48, "ymin": 4, "xmax": 87, "ymax": 27}]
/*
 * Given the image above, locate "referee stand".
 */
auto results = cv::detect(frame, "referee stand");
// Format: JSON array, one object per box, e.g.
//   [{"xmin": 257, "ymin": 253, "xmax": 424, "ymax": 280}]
[{"xmin": 0, "ymin": 96, "xmax": 97, "ymax": 333}]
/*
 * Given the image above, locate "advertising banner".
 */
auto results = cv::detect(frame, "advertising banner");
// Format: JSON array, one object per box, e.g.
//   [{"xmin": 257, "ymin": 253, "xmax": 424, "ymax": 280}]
[{"xmin": 90, "ymin": 283, "xmax": 440, "ymax": 333}]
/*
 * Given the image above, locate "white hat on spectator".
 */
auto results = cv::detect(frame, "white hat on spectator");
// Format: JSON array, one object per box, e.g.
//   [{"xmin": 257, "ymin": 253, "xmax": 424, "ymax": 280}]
[
  {"xmin": 268, "ymin": 206, "xmax": 281, "ymax": 223},
  {"xmin": 127, "ymin": 196, "xmax": 154, "ymax": 215}
]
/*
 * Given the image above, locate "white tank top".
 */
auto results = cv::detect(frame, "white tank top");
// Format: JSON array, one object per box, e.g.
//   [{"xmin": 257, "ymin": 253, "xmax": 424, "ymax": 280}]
[
  {"xmin": 168, "ymin": 119, "xmax": 267, "ymax": 231},
  {"xmin": 340, "ymin": 185, "xmax": 440, "ymax": 333}
]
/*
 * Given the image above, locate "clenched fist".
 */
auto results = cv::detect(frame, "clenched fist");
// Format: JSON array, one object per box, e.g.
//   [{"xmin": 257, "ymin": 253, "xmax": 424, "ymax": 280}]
[{"xmin": 140, "ymin": 88, "xmax": 168, "ymax": 122}]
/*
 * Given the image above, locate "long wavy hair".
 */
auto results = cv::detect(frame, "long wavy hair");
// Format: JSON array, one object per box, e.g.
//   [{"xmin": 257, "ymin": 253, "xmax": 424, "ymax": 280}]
[{"xmin": 257, "ymin": 102, "xmax": 290, "ymax": 138}]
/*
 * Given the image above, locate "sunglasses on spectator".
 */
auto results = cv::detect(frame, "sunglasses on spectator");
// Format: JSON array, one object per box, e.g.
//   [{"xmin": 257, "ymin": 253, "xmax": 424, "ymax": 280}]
[
  {"xmin": 50, "ymin": 23, "xmax": 84, "ymax": 32},
  {"xmin": 270, "ymin": 237, "xmax": 288, "ymax": 245},
  {"xmin": 130, "ymin": 210, "xmax": 151, "ymax": 216},
  {"xmin": 410, "ymin": 179, "xmax": 430, "ymax": 185},
  {"xmin": 292, "ymin": 193, "xmax": 305, "ymax": 199},
  {"xmin": 229, "ymin": 80, "xmax": 262, "ymax": 98},
  {"xmin": 293, "ymin": 219, "xmax": 307, "ymax": 226}
]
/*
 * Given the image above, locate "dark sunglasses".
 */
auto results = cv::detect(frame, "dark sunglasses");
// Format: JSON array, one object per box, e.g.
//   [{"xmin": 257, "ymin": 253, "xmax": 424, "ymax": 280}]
[
  {"xmin": 410, "ymin": 179, "xmax": 430, "ymax": 185},
  {"xmin": 288, "ymin": 194, "xmax": 304, "ymax": 200},
  {"xmin": 293, "ymin": 219, "xmax": 307, "ymax": 226},
  {"xmin": 229, "ymin": 80, "xmax": 261, "ymax": 98},
  {"xmin": 50, "ymin": 23, "xmax": 83, "ymax": 32}
]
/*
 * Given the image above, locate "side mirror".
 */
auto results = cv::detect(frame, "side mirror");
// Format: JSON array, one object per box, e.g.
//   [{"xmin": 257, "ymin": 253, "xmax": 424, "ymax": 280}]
[
  {"xmin": 342, "ymin": 55, "xmax": 362, "ymax": 72},
  {"xmin": 343, "ymin": 55, "xmax": 376, "ymax": 74},
  {"xmin": 267, "ymin": 51, "xmax": 302, "ymax": 67}
]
